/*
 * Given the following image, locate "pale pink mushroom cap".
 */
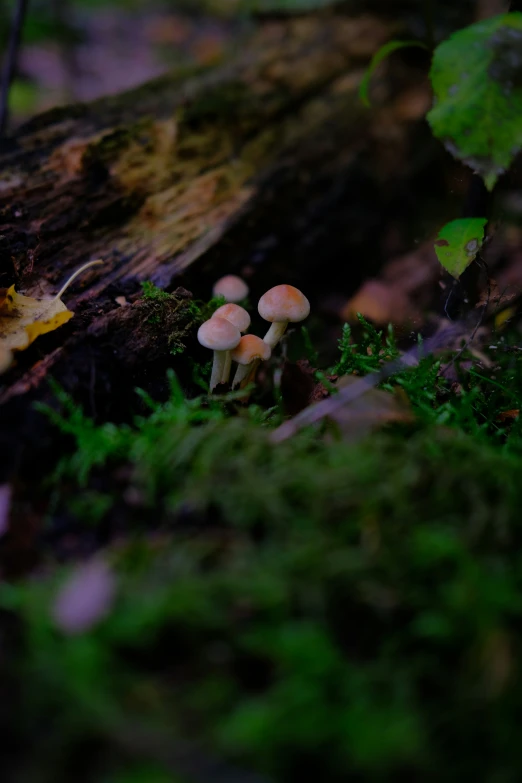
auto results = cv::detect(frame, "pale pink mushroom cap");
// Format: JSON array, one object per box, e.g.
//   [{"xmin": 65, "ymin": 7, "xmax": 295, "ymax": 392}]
[
  {"xmin": 231, "ymin": 334, "xmax": 271, "ymax": 365},
  {"xmin": 197, "ymin": 317, "xmax": 241, "ymax": 351},
  {"xmin": 212, "ymin": 303, "xmax": 251, "ymax": 333},
  {"xmin": 258, "ymin": 284, "xmax": 310, "ymax": 323},
  {"xmin": 213, "ymin": 275, "xmax": 249, "ymax": 303}
]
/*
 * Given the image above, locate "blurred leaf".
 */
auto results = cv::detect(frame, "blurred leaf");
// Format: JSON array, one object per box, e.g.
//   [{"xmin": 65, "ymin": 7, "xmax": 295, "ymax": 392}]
[
  {"xmin": 342, "ymin": 698, "xmax": 424, "ymax": 768},
  {"xmin": 104, "ymin": 763, "xmax": 176, "ymax": 783},
  {"xmin": 428, "ymin": 13, "xmax": 522, "ymax": 190},
  {"xmin": 8, "ymin": 79, "xmax": 39, "ymax": 115},
  {"xmin": 0, "ymin": 484, "xmax": 11, "ymax": 536},
  {"xmin": 434, "ymin": 217, "xmax": 487, "ymax": 278},
  {"xmin": 326, "ymin": 375, "xmax": 414, "ymax": 441},
  {"xmin": 52, "ymin": 559, "xmax": 116, "ymax": 634}
]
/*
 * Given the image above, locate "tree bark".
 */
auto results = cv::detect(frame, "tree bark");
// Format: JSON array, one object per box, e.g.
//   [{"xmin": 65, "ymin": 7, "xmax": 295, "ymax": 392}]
[
  {"xmin": 0, "ymin": 14, "xmax": 391, "ymax": 296},
  {"xmin": 0, "ymin": 10, "xmax": 446, "ymax": 484}
]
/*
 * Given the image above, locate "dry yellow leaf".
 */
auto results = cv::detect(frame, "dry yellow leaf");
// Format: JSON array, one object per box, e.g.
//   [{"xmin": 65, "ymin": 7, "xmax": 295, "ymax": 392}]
[
  {"xmin": 0, "ymin": 285, "xmax": 74, "ymax": 352},
  {"xmin": 0, "ymin": 260, "xmax": 102, "ymax": 369},
  {"xmin": 494, "ymin": 306, "xmax": 516, "ymax": 330}
]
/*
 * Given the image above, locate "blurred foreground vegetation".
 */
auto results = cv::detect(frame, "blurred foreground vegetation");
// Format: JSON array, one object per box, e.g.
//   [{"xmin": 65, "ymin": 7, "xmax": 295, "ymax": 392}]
[{"xmin": 4, "ymin": 316, "xmax": 522, "ymax": 782}]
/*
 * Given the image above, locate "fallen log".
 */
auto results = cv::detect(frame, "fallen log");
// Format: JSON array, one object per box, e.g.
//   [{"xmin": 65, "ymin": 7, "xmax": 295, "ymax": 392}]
[
  {"xmin": 0, "ymin": 9, "xmax": 450, "ymax": 484},
  {"xmin": 0, "ymin": 13, "xmax": 393, "ymax": 296}
]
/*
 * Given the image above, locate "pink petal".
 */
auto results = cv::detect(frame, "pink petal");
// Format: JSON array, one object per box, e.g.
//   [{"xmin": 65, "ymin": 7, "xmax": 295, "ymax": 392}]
[
  {"xmin": 0, "ymin": 485, "xmax": 12, "ymax": 537},
  {"xmin": 52, "ymin": 559, "xmax": 116, "ymax": 634}
]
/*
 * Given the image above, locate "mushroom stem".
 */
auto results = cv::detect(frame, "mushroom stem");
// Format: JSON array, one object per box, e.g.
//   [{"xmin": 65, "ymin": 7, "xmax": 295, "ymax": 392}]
[
  {"xmin": 244, "ymin": 358, "xmax": 261, "ymax": 388},
  {"xmin": 230, "ymin": 335, "xmax": 271, "ymax": 393},
  {"xmin": 210, "ymin": 351, "xmax": 227, "ymax": 392},
  {"xmin": 232, "ymin": 358, "xmax": 260, "ymax": 389},
  {"xmin": 221, "ymin": 351, "xmax": 233, "ymax": 385},
  {"xmin": 263, "ymin": 321, "xmax": 288, "ymax": 349}
]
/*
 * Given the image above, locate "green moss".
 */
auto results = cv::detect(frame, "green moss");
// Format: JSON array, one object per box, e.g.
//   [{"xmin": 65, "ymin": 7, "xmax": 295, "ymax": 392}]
[
  {"xmin": 330, "ymin": 316, "xmax": 400, "ymax": 376},
  {"xmin": 140, "ymin": 281, "xmax": 171, "ymax": 302},
  {"xmin": 103, "ymin": 766, "xmax": 183, "ymax": 783},
  {"xmin": 6, "ymin": 416, "xmax": 522, "ymax": 781},
  {"xmin": 138, "ymin": 284, "xmax": 202, "ymax": 357},
  {"xmin": 8, "ymin": 79, "xmax": 39, "ymax": 115},
  {"xmin": 83, "ymin": 118, "xmax": 155, "ymax": 167},
  {"xmin": 141, "ymin": 280, "xmax": 225, "ymax": 318},
  {"xmin": 190, "ymin": 293, "xmax": 227, "ymax": 320},
  {"xmin": 8, "ymin": 323, "xmax": 522, "ymax": 782}
]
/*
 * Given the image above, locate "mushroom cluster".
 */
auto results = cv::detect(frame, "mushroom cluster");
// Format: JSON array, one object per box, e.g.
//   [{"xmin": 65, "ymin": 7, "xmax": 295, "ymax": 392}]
[{"xmin": 199, "ymin": 277, "xmax": 310, "ymax": 393}]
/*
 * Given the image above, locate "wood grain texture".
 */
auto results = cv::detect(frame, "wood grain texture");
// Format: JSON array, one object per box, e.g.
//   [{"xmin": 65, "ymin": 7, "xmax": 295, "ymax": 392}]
[{"xmin": 0, "ymin": 14, "xmax": 391, "ymax": 302}]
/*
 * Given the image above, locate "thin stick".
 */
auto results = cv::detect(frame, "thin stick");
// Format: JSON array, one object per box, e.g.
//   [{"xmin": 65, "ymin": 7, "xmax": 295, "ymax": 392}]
[
  {"xmin": 440, "ymin": 257, "xmax": 490, "ymax": 378},
  {"xmin": 270, "ymin": 323, "xmax": 471, "ymax": 444},
  {"xmin": 53, "ymin": 259, "xmax": 103, "ymax": 301},
  {"xmin": 0, "ymin": 0, "xmax": 30, "ymax": 139}
]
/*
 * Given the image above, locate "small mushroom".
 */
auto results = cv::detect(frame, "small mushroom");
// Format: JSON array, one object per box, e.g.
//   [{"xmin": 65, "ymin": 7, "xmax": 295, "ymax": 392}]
[
  {"xmin": 212, "ymin": 303, "xmax": 251, "ymax": 332},
  {"xmin": 212, "ymin": 303, "xmax": 251, "ymax": 385},
  {"xmin": 258, "ymin": 284, "xmax": 310, "ymax": 349},
  {"xmin": 231, "ymin": 334, "xmax": 271, "ymax": 390},
  {"xmin": 213, "ymin": 274, "xmax": 249, "ymax": 303},
  {"xmin": 198, "ymin": 317, "xmax": 241, "ymax": 392}
]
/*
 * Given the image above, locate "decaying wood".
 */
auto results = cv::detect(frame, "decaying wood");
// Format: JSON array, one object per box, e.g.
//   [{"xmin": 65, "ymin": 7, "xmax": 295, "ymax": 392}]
[
  {"xmin": 0, "ymin": 14, "xmax": 392, "ymax": 298},
  {"xmin": 0, "ymin": 14, "xmax": 404, "ymax": 401},
  {"xmin": 0, "ymin": 10, "xmax": 447, "ymax": 484}
]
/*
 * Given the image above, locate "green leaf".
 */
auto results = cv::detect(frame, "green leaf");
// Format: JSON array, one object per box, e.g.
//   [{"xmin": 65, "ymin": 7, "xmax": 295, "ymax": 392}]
[
  {"xmin": 8, "ymin": 79, "xmax": 39, "ymax": 115},
  {"xmin": 434, "ymin": 218, "xmax": 487, "ymax": 279},
  {"xmin": 359, "ymin": 40, "xmax": 428, "ymax": 107},
  {"xmin": 428, "ymin": 13, "xmax": 522, "ymax": 190}
]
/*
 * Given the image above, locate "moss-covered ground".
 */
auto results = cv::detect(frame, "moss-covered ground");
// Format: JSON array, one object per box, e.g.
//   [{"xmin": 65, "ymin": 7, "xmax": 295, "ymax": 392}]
[{"xmin": 3, "ymin": 307, "xmax": 522, "ymax": 783}]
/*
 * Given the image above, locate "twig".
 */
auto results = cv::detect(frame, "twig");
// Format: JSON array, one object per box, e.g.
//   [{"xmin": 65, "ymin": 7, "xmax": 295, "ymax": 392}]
[
  {"xmin": 0, "ymin": 0, "xmax": 29, "ymax": 140},
  {"xmin": 443, "ymin": 279, "xmax": 458, "ymax": 320},
  {"xmin": 270, "ymin": 322, "xmax": 473, "ymax": 444},
  {"xmin": 440, "ymin": 256, "xmax": 491, "ymax": 378},
  {"xmin": 270, "ymin": 341, "xmax": 421, "ymax": 444}
]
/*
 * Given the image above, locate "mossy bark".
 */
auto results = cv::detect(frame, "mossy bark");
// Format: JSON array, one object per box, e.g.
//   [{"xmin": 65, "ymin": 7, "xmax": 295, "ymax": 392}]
[
  {"xmin": 0, "ymin": 11, "xmax": 443, "ymax": 480},
  {"xmin": 0, "ymin": 14, "xmax": 394, "ymax": 390},
  {"xmin": 0, "ymin": 14, "xmax": 391, "ymax": 298}
]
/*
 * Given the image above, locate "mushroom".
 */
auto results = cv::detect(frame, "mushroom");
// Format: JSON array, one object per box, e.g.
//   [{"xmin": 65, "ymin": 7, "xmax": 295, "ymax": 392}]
[
  {"xmin": 212, "ymin": 303, "xmax": 251, "ymax": 385},
  {"xmin": 212, "ymin": 303, "xmax": 251, "ymax": 332},
  {"xmin": 231, "ymin": 334, "xmax": 271, "ymax": 390},
  {"xmin": 197, "ymin": 317, "xmax": 241, "ymax": 392},
  {"xmin": 258, "ymin": 284, "xmax": 310, "ymax": 349},
  {"xmin": 213, "ymin": 274, "xmax": 249, "ymax": 303}
]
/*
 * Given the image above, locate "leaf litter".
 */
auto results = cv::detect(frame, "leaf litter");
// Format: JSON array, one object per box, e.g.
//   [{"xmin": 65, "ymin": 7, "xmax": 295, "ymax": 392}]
[{"xmin": 0, "ymin": 260, "xmax": 102, "ymax": 371}]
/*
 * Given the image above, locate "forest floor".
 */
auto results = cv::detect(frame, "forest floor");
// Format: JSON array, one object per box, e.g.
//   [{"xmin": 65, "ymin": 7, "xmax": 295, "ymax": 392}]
[{"xmin": 3, "ymin": 3, "xmax": 522, "ymax": 783}]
